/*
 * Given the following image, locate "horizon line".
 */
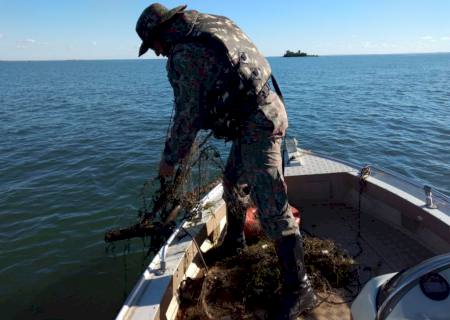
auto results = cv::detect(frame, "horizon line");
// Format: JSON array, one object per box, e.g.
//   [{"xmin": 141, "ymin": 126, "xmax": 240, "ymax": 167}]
[{"xmin": 1, "ymin": 51, "xmax": 449, "ymax": 62}]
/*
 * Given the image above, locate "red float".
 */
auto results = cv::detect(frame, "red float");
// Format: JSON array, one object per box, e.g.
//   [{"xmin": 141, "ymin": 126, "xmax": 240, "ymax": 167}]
[{"xmin": 244, "ymin": 205, "xmax": 301, "ymax": 239}]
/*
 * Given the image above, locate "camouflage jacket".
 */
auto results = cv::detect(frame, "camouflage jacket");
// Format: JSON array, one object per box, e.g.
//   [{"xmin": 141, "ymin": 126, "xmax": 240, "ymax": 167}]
[
  {"xmin": 162, "ymin": 41, "xmax": 225, "ymax": 166},
  {"xmin": 162, "ymin": 12, "xmax": 288, "ymax": 166}
]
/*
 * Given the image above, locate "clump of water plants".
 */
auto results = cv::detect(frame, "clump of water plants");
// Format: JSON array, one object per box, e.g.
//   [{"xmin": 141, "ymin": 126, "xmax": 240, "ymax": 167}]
[
  {"xmin": 304, "ymin": 236, "xmax": 356, "ymax": 290},
  {"xmin": 177, "ymin": 235, "xmax": 357, "ymax": 319}
]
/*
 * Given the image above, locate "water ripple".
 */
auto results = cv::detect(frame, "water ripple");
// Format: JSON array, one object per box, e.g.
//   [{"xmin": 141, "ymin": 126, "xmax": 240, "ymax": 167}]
[{"xmin": 1, "ymin": 55, "xmax": 449, "ymax": 316}]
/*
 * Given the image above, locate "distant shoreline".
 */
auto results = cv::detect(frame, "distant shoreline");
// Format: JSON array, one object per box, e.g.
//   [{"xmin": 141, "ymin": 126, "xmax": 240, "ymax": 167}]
[{"xmin": 1, "ymin": 51, "xmax": 450, "ymax": 62}]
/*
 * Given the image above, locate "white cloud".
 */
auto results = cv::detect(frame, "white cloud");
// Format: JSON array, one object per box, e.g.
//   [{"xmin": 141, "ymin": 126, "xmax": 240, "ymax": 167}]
[
  {"xmin": 440, "ymin": 36, "xmax": 450, "ymax": 41},
  {"xmin": 16, "ymin": 38, "xmax": 49, "ymax": 49},
  {"xmin": 420, "ymin": 36, "xmax": 434, "ymax": 41},
  {"xmin": 361, "ymin": 41, "xmax": 373, "ymax": 48},
  {"xmin": 381, "ymin": 42, "xmax": 397, "ymax": 48},
  {"xmin": 16, "ymin": 38, "xmax": 37, "ymax": 49}
]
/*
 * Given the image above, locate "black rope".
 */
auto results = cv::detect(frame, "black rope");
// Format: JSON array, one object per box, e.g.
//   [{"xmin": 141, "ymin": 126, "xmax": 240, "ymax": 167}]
[
  {"xmin": 181, "ymin": 226, "xmax": 209, "ymax": 273},
  {"xmin": 354, "ymin": 165, "xmax": 371, "ymax": 258},
  {"xmin": 270, "ymin": 74, "xmax": 284, "ymax": 104},
  {"xmin": 122, "ymin": 240, "xmax": 131, "ymax": 301}
]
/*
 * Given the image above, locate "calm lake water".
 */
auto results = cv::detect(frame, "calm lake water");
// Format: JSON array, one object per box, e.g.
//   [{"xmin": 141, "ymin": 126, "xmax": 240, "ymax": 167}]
[{"xmin": 1, "ymin": 54, "xmax": 449, "ymax": 319}]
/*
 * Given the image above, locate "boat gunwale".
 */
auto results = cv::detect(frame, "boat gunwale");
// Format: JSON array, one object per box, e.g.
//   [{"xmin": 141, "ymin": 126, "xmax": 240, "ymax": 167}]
[
  {"xmin": 304, "ymin": 149, "xmax": 450, "ymax": 202},
  {"xmin": 116, "ymin": 183, "xmax": 226, "ymax": 320}
]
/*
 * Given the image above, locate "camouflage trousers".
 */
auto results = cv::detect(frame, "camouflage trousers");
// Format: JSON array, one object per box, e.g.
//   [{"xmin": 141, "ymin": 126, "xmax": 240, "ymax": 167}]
[{"xmin": 222, "ymin": 106, "xmax": 299, "ymax": 243}]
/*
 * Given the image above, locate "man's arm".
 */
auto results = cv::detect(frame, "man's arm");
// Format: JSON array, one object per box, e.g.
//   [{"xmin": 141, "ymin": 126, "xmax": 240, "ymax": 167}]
[{"xmin": 159, "ymin": 43, "xmax": 212, "ymax": 178}]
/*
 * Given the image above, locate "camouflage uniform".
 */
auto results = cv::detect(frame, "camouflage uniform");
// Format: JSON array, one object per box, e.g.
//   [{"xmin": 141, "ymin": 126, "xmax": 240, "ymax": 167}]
[
  {"xmin": 223, "ymin": 99, "xmax": 299, "ymax": 242},
  {"xmin": 162, "ymin": 13, "xmax": 299, "ymax": 242},
  {"xmin": 137, "ymin": 5, "xmax": 316, "ymax": 317}
]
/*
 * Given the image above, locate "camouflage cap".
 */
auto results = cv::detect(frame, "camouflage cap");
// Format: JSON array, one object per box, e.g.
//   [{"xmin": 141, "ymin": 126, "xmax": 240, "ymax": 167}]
[{"xmin": 136, "ymin": 3, "xmax": 187, "ymax": 56}]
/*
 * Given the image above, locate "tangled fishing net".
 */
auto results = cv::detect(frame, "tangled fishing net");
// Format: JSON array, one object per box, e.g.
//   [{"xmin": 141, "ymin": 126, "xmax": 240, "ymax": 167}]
[
  {"xmin": 177, "ymin": 235, "xmax": 357, "ymax": 320},
  {"xmin": 104, "ymin": 132, "xmax": 225, "ymax": 256}
]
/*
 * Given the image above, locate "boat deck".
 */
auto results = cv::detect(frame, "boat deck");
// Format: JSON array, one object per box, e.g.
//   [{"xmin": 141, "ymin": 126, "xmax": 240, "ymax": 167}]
[{"xmin": 298, "ymin": 202, "xmax": 434, "ymax": 320}]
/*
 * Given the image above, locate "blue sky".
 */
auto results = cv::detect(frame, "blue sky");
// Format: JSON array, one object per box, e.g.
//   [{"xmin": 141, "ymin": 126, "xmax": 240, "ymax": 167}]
[{"xmin": 1, "ymin": 0, "xmax": 450, "ymax": 60}]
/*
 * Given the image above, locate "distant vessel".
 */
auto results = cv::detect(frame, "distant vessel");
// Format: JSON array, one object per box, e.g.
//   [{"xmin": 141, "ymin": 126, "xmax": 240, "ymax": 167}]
[{"xmin": 283, "ymin": 50, "xmax": 318, "ymax": 57}]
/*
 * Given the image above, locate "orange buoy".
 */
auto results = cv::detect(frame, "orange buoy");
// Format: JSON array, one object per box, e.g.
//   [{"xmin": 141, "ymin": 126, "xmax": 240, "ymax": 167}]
[
  {"xmin": 291, "ymin": 206, "xmax": 301, "ymax": 226},
  {"xmin": 244, "ymin": 205, "xmax": 301, "ymax": 240},
  {"xmin": 244, "ymin": 207, "xmax": 263, "ymax": 239}
]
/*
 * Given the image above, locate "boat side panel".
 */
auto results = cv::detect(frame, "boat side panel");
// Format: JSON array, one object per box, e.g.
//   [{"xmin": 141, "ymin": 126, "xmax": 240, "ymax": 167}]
[
  {"xmin": 286, "ymin": 173, "xmax": 450, "ymax": 254},
  {"xmin": 286, "ymin": 172, "xmax": 350, "ymax": 204},
  {"xmin": 117, "ymin": 193, "xmax": 226, "ymax": 320},
  {"xmin": 343, "ymin": 174, "xmax": 450, "ymax": 254}
]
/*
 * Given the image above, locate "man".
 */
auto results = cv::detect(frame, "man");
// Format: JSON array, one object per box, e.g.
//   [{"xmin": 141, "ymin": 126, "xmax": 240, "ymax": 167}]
[{"xmin": 136, "ymin": 3, "xmax": 316, "ymax": 319}]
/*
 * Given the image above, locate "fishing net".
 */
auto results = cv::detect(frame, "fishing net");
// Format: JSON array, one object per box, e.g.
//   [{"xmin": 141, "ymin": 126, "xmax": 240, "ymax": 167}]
[
  {"xmin": 177, "ymin": 235, "xmax": 358, "ymax": 319},
  {"xmin": 104, "ymin": 131, "xmax": 225, "ymax": 257}
]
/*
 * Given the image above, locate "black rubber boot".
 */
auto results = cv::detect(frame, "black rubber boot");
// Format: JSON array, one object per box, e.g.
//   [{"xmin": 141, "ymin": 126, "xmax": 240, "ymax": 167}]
[
  {"xmin": 223, "ymin": 200, "xmax": 247, "ymax": 248},
  {"xmin": 274, "ymin": 233, "xmax": 316, "ymax": 320},
  {"xmin": 203, "ymin": 202, "xmax": 247, "ymax": 265}
]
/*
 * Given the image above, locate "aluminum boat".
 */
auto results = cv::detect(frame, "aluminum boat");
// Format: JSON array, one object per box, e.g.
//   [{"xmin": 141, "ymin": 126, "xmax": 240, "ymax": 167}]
[{"xmin": 115, "ymin": 138, "xmax": 450, "ymax": 320}]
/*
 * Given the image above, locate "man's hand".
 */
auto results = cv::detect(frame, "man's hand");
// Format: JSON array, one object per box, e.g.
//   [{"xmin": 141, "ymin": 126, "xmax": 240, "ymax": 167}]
[{"xmin": 159, "ymin": 160, "xmax": 175, "ymax": 180}]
